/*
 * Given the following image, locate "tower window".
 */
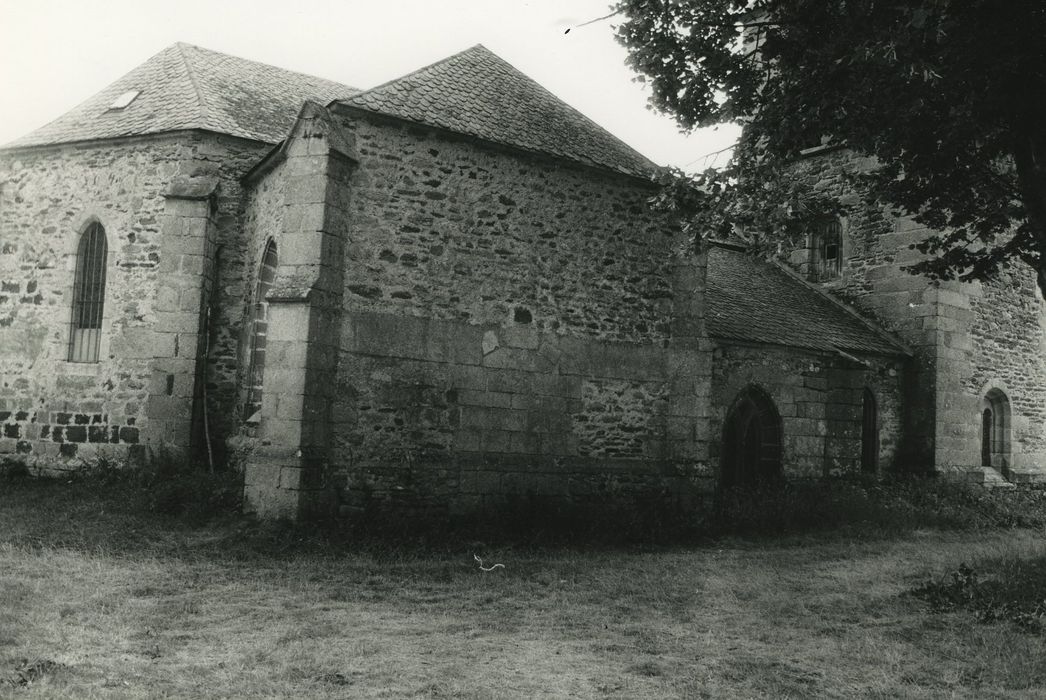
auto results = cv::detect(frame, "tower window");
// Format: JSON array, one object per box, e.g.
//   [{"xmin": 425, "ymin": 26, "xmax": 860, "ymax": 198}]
[{"xmin": 809, "ymin": 219, "xmax": 843, "ymax": 282}]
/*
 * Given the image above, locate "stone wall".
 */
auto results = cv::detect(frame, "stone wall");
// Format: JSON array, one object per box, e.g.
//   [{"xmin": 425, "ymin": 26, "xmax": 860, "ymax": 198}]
[
  {"xmin": 961, "ymin": 272, "xmax": 1046, "ymax": 479},
  {"xmin": 333, "ymin": 311, "xmax": 707, "ymax": 517},
  {"xmin": 334, "ymin": 111, "xmax": 679, "ymax": 343},
  {"xmin": 235, "ymin": 108, "xmax": 713, "ymax": 518},
  {"xmin": 177, "ymin": 135, "xmax": 271, "ymax": 457},
  {"xmin": 0, "ymin": 132, "xmax": 267, "ymax": 468},
  {"xmin": 784, "ymin": 148, "xmax": 1046, "ymax": 479},
  {"xmin": 710, "ymin": 342, "xmax": 906, "ymax": 477}
]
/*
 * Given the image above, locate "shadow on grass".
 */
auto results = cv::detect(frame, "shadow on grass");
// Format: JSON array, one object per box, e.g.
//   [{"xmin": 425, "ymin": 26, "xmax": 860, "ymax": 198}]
[{"xmin": 4, "ymin": 460, "xmax": 1045, "ymax": 562}]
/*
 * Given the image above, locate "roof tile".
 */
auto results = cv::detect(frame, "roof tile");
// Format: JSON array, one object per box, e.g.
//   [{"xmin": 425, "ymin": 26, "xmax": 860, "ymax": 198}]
[
  {"xmin": 706, "ymin": 244, "xmax": 907, "ymax": 356},
  {"xmin": 339, "ymin": 45, "xmax": 655, "ymax": 178},
  {"xmin": 4, "ymin": 43, "xmax": 359, "ymax": 148}
]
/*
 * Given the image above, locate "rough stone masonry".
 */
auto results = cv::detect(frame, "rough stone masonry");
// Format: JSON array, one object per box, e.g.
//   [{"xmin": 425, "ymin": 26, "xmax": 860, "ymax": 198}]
[{"xmin": 2, "ymin": 42, "xmax": 1043, "ymax": 522}]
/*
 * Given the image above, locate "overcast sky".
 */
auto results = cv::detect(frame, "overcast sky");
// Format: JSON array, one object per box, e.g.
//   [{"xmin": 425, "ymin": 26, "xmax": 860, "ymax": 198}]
[{"xmin": 0, "ymin": 0, "xmax": 739, "ymax": 170}]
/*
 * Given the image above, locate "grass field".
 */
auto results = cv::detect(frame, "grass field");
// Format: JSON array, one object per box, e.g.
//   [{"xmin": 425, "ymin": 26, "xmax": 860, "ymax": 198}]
[{"xmin": 2, "ymin": 475, "xmax": 1046, "ymax": 698}]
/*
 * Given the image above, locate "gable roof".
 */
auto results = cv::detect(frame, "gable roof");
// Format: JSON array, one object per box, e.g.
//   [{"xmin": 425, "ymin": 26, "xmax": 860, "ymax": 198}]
[
  {"xmin": 338, "ymin": 45, "xmax": 656, "ymax": 178},
  {"xmin": 4, "ymin": 43, "xmax": 359, "ymax": 149},
  {"xmin": 705, "ymin": 243, "xmax": 908, "ymax": 356}
]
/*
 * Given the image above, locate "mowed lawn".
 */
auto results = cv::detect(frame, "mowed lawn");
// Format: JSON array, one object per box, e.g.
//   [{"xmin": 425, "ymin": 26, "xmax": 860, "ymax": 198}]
[{"xmin": 2, "ymin": 480, "xmax": 1046, "ymax": 698}]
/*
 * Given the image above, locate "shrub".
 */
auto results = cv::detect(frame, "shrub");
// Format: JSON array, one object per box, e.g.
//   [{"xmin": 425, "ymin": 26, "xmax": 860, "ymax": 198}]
[
  {"xmin": 137, "ymin": 449, "xmax": 242, "ymax": 521},
  {"xmin": 0, "ymin": 459, "xmax": 30, "ymax": 480},
  {"xmin": 914, "ymin": 558, "xmax": 1046, "ymax": 635},
  {"xmin": 49, "ymin": 448, "xmax": 244, "ymax": 523}
]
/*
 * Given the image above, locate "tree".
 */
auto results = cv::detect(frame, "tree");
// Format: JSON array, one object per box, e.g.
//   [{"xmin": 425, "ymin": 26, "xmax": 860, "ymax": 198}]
[{"xmin": 613, "ymin": 0, "xmax": 1046, "ymax": 296}]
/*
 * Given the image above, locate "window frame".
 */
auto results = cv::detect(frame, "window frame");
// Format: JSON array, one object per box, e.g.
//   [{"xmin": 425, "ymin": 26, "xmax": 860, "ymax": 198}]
[
  {"xmin": 809, "ymin": 218, "xmax": 844, "ymax": 283},
  {"xmin": 68, "ymin": 221, "xmax": 109, "ymax": 363},
  {"xmin": 981, "ymin": 388, "xmax": 1011, "ymax": 472}
]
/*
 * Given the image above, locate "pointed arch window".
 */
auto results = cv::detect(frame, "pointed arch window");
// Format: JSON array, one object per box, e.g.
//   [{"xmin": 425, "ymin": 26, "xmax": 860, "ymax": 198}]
[
  {"xmin": 69, "ymin": 222, "xmax": 108, "ymax": 362},
  {"xmin": 721, "ymin": 385, "xmax": 783, "ymax": 489},
  {"xmin": 810, "ymin": 218, "xmax": 843, "ymax": 282}
]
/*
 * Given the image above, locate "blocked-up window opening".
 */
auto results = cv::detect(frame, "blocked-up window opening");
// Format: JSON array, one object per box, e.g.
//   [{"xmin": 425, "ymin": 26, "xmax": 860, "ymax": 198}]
[
  {"xmin": 810, "ymin": 219, "xmax": 843, "ymax": 282},
  {"xmin": 69, "ymin": 222, "xmax": 108, "ymax": 362},
  {"xmin": 244, "ymin": 239, "xmax": 277, "ymax": 422}
]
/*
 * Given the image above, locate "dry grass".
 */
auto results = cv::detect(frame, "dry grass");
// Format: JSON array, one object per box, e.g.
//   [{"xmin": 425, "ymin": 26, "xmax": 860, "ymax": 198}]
[{"xmin": 2, "ymin": 478, "xmax": 1046, "ymax": 698}]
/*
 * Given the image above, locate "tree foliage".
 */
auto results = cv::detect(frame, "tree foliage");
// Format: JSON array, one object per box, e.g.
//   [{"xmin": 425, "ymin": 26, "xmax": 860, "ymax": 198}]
[{"xmin": 615, "ymin": 0, "xmax": 1046, "ymax": 293}]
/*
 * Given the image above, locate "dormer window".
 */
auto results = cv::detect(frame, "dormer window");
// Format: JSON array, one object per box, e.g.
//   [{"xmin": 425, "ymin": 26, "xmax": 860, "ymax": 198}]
[
  {"xmin": 108, "ymin": 90, "xmax": 140, "ymax": 110},
  {"xmin": 809, "ymin": 218, "xmax": 843, "ymax": 282}
]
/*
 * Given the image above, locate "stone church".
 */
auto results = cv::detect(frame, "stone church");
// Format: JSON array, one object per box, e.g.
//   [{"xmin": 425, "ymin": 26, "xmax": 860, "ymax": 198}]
[{"xmin": 1, "ymin": 43, "xmax": 1042, "ymax": 519}]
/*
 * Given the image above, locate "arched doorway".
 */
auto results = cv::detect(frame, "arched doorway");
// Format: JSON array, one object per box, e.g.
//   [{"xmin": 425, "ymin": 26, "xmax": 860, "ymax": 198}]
[
  {"xmin": 721, "ymin": 385, "xmax": 783, "ymax": 488},
  {"xmin": 861, "ymin": 388, "xmax": 879, "ymax": 473}
]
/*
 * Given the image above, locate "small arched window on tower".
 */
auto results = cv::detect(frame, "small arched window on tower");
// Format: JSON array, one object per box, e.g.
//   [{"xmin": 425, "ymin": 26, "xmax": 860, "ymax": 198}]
[
  {"xmin": 244, "ymin": 239, "xmax": 278, "ymax": 423},
  {"xmin": 809, "ymin": 218, "xmax": 843, "ymax": 282},
  {"xmin": 69, "ymin": 221, "xmax": 108, "ymax": 362},
  {"xmin": 981, "ymin": 389, "xmax": 1011, "ymax": 471}
]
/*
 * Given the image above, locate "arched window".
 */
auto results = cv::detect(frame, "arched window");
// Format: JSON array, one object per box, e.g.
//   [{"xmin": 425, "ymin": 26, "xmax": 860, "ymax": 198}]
[
  {"xmin": 244, "ymin": 239, "xmax": 277, "ymax": 421},
  {"xmin": 981, "ymin": 389, "xmax": 1011, "ymax": 470},
  {"xmin": 809, "ymin": 218, "xmax": 843, "ymax": 282},
  {"xmin": 861, "ymin": 388, "xmax": 879, "ymax": 473},
  {"xmin": 721, "ymin": 385, "xmax": 783, "ymax": 488},
  {"xmin": 69, "ymin": 221, "xmax": 108, "ymax": 362}
]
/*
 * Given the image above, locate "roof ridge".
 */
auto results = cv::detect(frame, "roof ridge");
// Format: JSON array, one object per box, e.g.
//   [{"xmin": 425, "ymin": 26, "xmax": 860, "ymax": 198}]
[
  {"xmin": 767, "ymin": 255, "xmax": 912, "ymax": 355},
  {"xmin": 2, "ymin": 41, "xmax": 360, "ymax": 149},
  {"xmin": 338, "ymin": 44, "xmax": 655, "ymax": 176},
  {"xmin": 175, "ymin": 43, "xmax": 207, "ymax": 126},
  {"xmin": 341, "ymin": 44, "xmax": 486, "ymax": 102},
  {"xmin": 0, "ymin": 43, "xmax": 183, "ymax": 149},
  {"xmin": 173, "ymin": 42, "xmax": 359, "ymax": 91},
  {"xmin": 476, "ymin": 48, "xmax": 657, "ymax": 170}
]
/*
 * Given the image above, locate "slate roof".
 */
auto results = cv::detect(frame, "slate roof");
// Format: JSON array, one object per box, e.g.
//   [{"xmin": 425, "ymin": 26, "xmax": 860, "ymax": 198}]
[
  {"xmin": 705, "ymin": 243, "xmax": 908, "ymax": 356},
  {"xmin": 4, "ymin": 44, "xmax": 360, "ymax": 149},
  {"xmin": 5, "ymin": 43, "xmax": 656, "ymax": 179},
  {"xmin": 339, "ymin": 45, "xmax": 656, "ymax": 178}
]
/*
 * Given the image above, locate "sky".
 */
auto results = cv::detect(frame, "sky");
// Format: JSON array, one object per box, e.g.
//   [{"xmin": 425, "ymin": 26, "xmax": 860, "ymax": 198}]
[{"xmin": 0, "ymin": 0, "xmax": 739, "ymax": 170}]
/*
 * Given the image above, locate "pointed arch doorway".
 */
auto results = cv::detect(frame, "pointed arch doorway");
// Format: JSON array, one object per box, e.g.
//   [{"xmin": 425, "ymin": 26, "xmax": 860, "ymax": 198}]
[{"xmin": 721, "ymin": 386, "xmax": 783, "ymax": 488}]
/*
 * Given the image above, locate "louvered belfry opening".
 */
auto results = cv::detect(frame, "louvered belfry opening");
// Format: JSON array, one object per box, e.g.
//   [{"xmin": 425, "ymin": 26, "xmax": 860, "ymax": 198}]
[
  {"xmin": 69, "ymin": 222, "xmax": 108, "ymax": 363},
  {"xmin": 244, "ymin": 240, "xmax": 278, "ymax": 421}
]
